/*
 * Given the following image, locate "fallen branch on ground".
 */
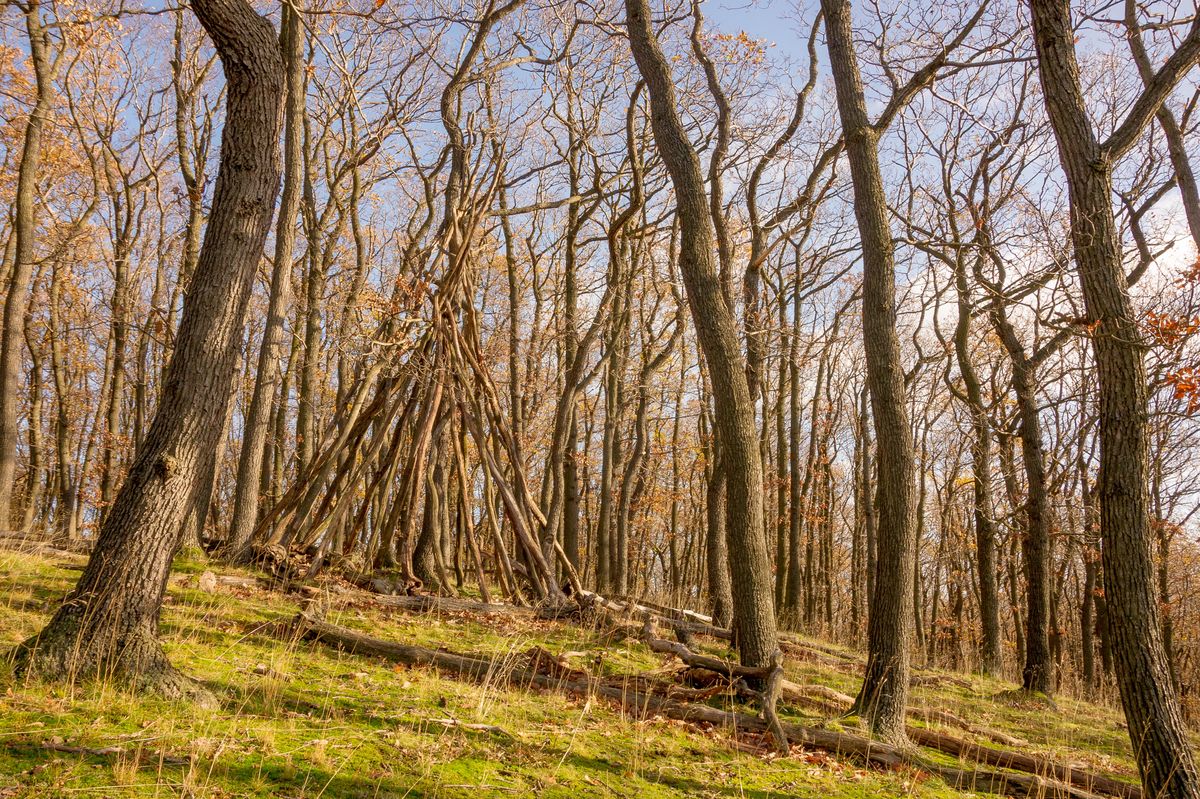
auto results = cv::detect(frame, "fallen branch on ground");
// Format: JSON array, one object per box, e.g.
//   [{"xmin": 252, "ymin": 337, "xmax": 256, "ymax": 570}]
[
  {"xmin": 6, "ymin": 739, "xmax": 192, "ymax": 767},
  {"xmin": 292, "ymin": 613, "xmax": 1131, "ymax": 799},
  {"xmin": 779, "ymin": 684, "xmax": 1028, "ymax": 749},
  {"xmin": 429, "ymin": 717, "xmax": 514, "ymax": 738}
]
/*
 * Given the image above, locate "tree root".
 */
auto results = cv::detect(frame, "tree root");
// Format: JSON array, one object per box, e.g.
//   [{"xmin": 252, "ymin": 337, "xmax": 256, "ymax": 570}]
[{"xmin": 8, "ymin": 612, "xmax": 216, "ymax": 708}]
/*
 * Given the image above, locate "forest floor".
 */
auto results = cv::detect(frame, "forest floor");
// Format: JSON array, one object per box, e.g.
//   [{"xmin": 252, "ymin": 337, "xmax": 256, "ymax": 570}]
[{"xmin": 0, "ymin": 547, "xmax": 1160, "ymax": 799}]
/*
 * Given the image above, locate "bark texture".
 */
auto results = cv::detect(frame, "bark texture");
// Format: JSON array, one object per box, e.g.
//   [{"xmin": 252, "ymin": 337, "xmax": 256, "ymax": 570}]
[
  {"xmin": 9, "ymin": 0, "xmax": 284, "ymax": 696},
  {"xmin": 1029, "ymin": 1, "xmax": 1200, "ymax": 795},
  {"xmin": 820, "ymin": 0, "xmax": 917, "ymax": 742},
  {"xmin": 225, "ymin": 1, "xmax": 304, "ymax": 560},
  {"xmin": 625, "ymin": 0, "xmax": 778, "ymax": 668},
  {"xmin": 0, "ymin": 0, "xmax": 54, "ymax": 527}
]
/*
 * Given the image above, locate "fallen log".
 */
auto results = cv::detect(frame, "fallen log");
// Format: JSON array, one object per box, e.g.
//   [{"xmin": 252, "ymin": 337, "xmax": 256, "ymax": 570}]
[
  {"xmin": 292, "ymin": 614, "xmax": 1123, "ymax": 799},
  {"xmin": 0, "ymin": 536, "xmax": 91, "ymax": 558},
  {"xmin": 780, "ymin": 684, "xmax": 1029, "ymax": 749},
  {"xmin": 580, "ymin": 591, "xmax": 733, "ymax": 642},
  {"xmin": 638, "ymin": 619, "xmax": 769, "ymax": 682},
  {"xmin": 906, "ymin": 726, "xmax": 1140, "ymax": 799},
  {"xmin": 342, "ymin": 591, "xmax": 1128, "ymax": 795},
  {"xmin": 372, "ymin": 594, "xmax": 532, "ymax": 616},
  {"xmin": 774, "ymin": 683, "xmax": 1127, "ymax": 795},
  {"xmin": 912, "ymin": 708, "xmax": 1028, "ymax": 748},
  {"xmin": 4, "ymin": 739, "xmax": 193, "ymax": 768}
]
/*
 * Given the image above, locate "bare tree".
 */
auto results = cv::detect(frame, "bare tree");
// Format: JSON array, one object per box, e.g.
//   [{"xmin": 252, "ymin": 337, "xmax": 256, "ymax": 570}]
[
  {"xmin": 625, "ymin": 0, "xmax": 778, "ymax": 668},
  {"xmin": 1029, "ymin": 1, "xmax": 1200, "ymax": 794},
  {"xmin": 9, "ymin": 0, "xmax": 284, "ymax": 697}
]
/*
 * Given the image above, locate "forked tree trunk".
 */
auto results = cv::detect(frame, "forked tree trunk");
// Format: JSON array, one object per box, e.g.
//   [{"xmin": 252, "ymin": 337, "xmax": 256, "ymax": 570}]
[
  {"xmin": 821, "ymin": 0, "xmax": 917, "ymax": 743},
  {"xmin": 1029, "ymin": 0, "xmax": 1200, "ymax": 794},
  {"xmin": 625, "ymin": 0, "xmax": 778, "ymax": 668},
  {"xmin": 948, "ymin": 256, "xmax": 1002, "ymax": 676},
  {"xmin": 9, "ymin": 0, "xmax": 283, "ymax": 698}
]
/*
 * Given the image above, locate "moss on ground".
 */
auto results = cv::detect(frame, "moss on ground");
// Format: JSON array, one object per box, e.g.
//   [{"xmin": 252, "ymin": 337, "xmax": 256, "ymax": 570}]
[{"xmin": 0, "ymin": 549, "xmax": 1161, "ymax": 797}]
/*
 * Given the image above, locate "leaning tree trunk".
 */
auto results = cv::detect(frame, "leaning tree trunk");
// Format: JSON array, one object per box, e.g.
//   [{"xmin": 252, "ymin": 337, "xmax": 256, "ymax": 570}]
[
  {"xmin": 821, "ymin": 0, "xmax": 917, "ymax": 743},
  {"xmin": 625, "ymin": 0, "xmax": 778, "ymax": 668},
  {"xmin": 1029, "ymin": 0, "xmax": 1200, "ymax": 795},
  {"xmin": 9, "ymin": 0, "xmax": 284, "ymax": 698}
]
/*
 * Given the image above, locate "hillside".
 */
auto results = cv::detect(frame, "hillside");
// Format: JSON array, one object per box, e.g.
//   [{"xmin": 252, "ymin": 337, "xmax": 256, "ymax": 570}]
[{"xmin": 0, "ymin": 547, "xmax": 1157, "ymax": 799}]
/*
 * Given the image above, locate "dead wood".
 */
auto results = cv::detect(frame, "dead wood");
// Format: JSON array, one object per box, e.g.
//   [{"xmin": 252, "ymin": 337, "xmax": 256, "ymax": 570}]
[
  {"xmin": 638, "ymin": 618, "xmax": 769, "ymax": 682},
  {"xmin": 761, "ymin": 649, "xmax": 789, "ymax": 754},
  {"xmin": 906, "ymin": 726, "xmax": 1141, "ymax": 799},
  {"xmin": 293, "ymin": 614, "xmax": 1130, "ymax": 799},
  {"xmin": 17, "ymin": 740, "xmax": 192, "ymax": 767}
]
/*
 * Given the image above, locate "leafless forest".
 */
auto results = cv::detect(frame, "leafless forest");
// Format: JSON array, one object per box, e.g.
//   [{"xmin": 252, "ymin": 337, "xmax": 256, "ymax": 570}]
[{"xmin": 2, "ymin": 0, "xmax": 1200, "ymax": 796}]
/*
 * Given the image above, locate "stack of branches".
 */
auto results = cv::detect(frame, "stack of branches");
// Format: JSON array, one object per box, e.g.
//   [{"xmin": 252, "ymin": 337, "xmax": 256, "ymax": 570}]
[{"xmin": 235, "ymin": 4, "xmax": 583, "ymax": 606}]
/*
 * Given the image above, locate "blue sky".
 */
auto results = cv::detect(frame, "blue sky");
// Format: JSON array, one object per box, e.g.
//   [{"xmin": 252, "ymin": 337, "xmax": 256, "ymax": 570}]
[{"xmin": 705, "ymin": 0, "xmax": 812, "ymax": 58}]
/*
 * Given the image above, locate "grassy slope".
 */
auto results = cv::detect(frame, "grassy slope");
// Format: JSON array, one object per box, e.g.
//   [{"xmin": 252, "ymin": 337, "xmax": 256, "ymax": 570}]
[{"xmin": 0, "ymin": 549, "xmax": 1146, "ymax": 798}]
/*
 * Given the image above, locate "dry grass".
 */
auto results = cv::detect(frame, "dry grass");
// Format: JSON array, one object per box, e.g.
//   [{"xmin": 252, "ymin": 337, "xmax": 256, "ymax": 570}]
[{"xmin": 0, "ymin": 547, "xmax": 1157, "ymax": 798}]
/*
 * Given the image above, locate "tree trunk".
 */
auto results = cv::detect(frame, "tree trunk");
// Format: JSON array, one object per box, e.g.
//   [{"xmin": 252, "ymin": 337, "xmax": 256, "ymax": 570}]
[
  {"xmin": 821, "ymin": 0, "xmax": 917, "ymax": 742},
  {"xmin": 625, "ymin": 0, "xmax": 778, "ymax": 668},
  {"xmin": 1011, "ymin": 364, "xmax": 1053, "ymax": 696},
  {"xmin": 0, "ymin": 0, "xmax": 54, "ymax": 528},
  {"xmin": 225, "ymin": 2, "xmax": 304, "ymax": 561},
  {"xmin": 949, "ymin": 254, "xmax": 1002, "ymax": 676},
  {"xmin": 1029, "ymin": 1, "xmax": 1200, "ymax": 794},
  {"xmin": 9, "ymin": 0, "xmax": 284, "ymax": 698}
]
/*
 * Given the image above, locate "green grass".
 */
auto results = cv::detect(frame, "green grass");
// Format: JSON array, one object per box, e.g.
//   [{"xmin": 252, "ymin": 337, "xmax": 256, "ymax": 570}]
[{"xmin": 0, "ymin": 548, "xmax": 1152, "ymax": 797}]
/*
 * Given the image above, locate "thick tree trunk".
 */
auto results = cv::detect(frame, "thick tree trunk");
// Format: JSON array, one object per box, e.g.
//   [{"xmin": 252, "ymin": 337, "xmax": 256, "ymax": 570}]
[
  {"xmin": 625, "ymin": 0, "xmax": 778, "ymax": 668},
  {"xmin": 821, "ymin": 0, "xmax": 917, "ymax": 742},
  {"xmin": 1029, "ymin": 1, "xmax": 1200, "ymax": 794},
  {"xmin": 9, "ymin": 0, "xmax": 283, "ymax": 697}
]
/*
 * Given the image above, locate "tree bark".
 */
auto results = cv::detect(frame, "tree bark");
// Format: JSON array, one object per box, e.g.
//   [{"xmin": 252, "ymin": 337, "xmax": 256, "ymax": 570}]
[
  {"xmin": 225, "ymin": 1, "xmax": 304, "ymax": 561},
  {"xmin": 625, "ymin": 0, "xmax": 778, "ymax": 668},
  {"xmin": 949, "ymin": 257, "xmax": 1002, "ymax": 676},
  {"xmin": 0, "ymin": 0, "xmax": 55, "ymax": 527},
  {"xmin": 9, "ymin": 0, "xmax": 283, "ymax": 697},
  {"xmin": 1029, "ymin": 1, "xmax": 1200, "ymax": 794},
  {"xmin": 821, "ymin": 0, "xmax": 917, "ymax": 742}
]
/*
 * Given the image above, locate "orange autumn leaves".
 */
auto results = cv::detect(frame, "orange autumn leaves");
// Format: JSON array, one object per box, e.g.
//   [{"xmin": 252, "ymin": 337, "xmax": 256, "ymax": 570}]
[{"xmin": 1145, "ymin": 260, "xmax": 1200, "ymax": 414}]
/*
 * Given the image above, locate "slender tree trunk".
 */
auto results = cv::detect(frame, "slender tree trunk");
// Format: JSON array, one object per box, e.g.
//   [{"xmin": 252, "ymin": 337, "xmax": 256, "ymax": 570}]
[
  {"xmin": 99, "ymin": 233, "xmax": 132, "ymax": 523},
  {"xmin": 0, "ymin": 0, "xmax": 54, "ymax": 527},
  {"xmin": 705, "ymin": 448, "xmax": 733, "ymax": 627},
  {"xmin": 1011, "ymin": 364, "xmax": 1053, "ymax": 695},
  {"xmin": 9, "ymin": 0, "xmax": 283, "ymax": 697},
  {"xmin": 626, "ymin": 0, "xmax": 778, "ymax": 668},
  {"xmin": 949, "ymin": 256, "xmax": 1002, "ymax": 676},
  {"xmin": 821, "ymin": 0, "xmax": 916, "ymax": 741},
  {"xmin": 48, "ymin": 260, "xmax": 76, "ymax": 542},
  {"xmin": 21, "ymin": 313, "xmax": 44, "ymax": 534},
  {"xmin": 1123, "ymin": 0, "xmax": 1200, "ymax": 251}
]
